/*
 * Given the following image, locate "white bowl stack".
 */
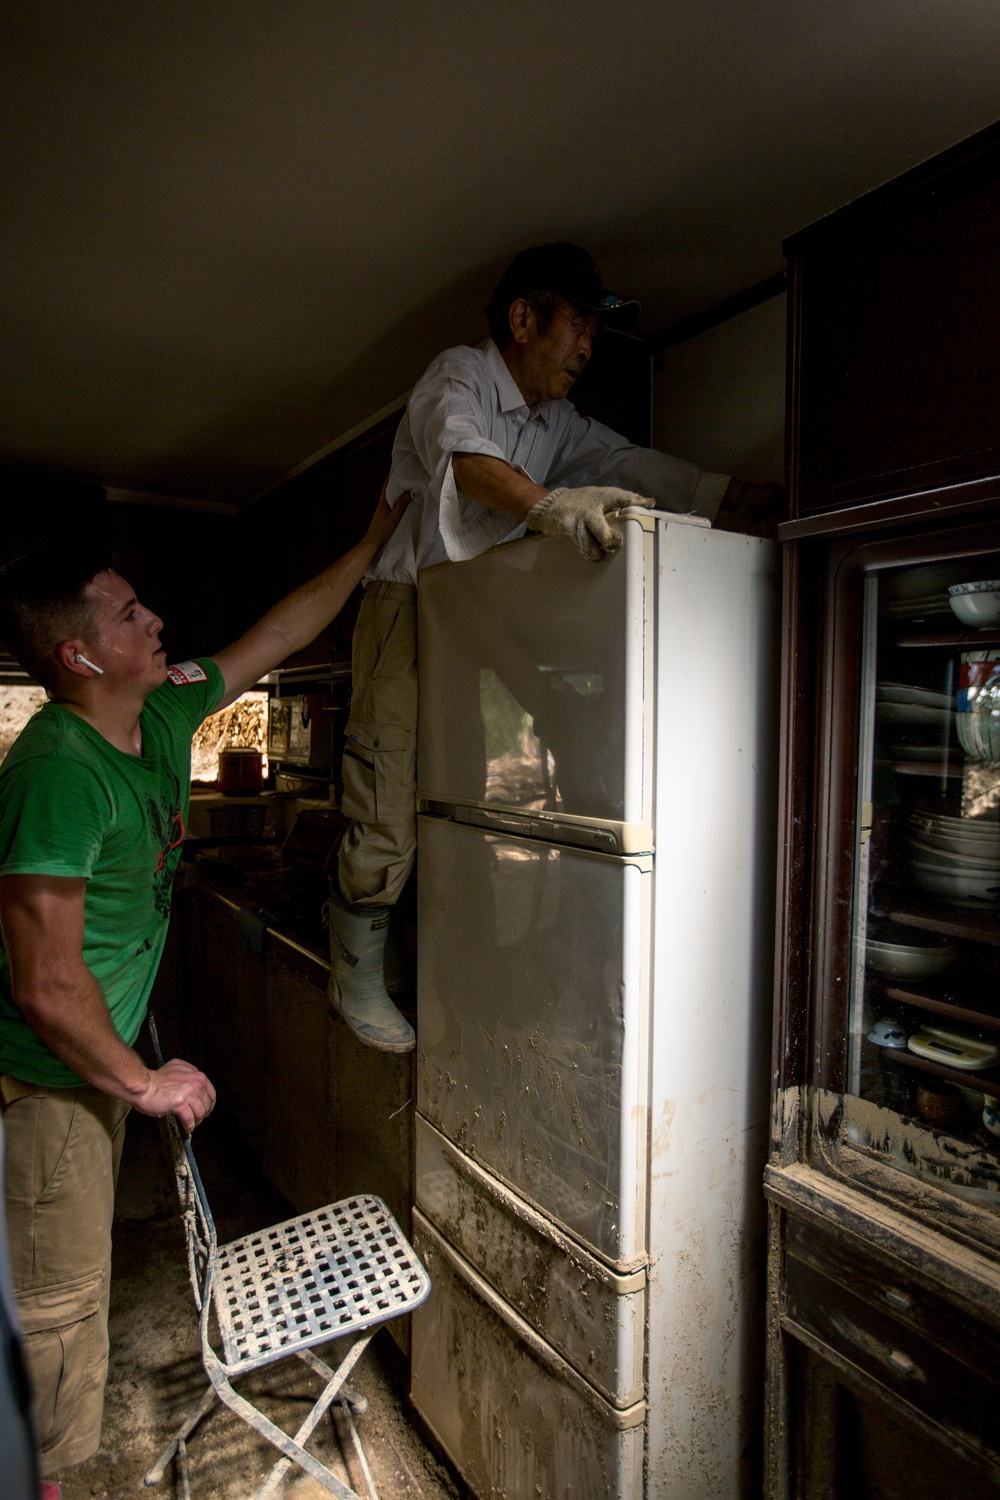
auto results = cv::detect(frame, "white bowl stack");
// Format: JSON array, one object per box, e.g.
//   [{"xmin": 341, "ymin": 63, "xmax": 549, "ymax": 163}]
[{"xmin": 905, "ymin": 810, "xmax": 1000, "ymax": 907}]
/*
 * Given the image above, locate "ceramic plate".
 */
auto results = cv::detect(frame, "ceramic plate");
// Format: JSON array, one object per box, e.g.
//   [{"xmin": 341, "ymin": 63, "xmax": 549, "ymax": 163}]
[
  {"xmin": 907, "ymin": 837, "xmax": 1000, "ymax": 869},
  {"xmin": 888, "ymin": 744, "xmax": 950, "ymax": 762},
  {"xmin": 877, "ymin": 703, "xmax": 953, "ymax": 727},
  {"xmin": 865, "ymin": 940, "xmax": 956, "ymax": 979},
  {"xmin": 907, "ymin": 812, "xmax": 1000, "ymax": 838},
  {"xmin": 910, "ymin": 830, "xmax": 1000, "ymax": 859},
  {"xmin": 877, "ymin": 683, "xmax": 955, "ymax": 710}
]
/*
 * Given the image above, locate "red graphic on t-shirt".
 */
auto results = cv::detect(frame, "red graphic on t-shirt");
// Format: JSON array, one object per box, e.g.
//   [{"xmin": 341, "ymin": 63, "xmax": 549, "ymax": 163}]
[
  {"xmin": 147, "ymin": 764, "xmax": 186, "ymax": 917},
  {"xmin": 155, "ymin": 810, "xmax": 186, "ymax": 874}
]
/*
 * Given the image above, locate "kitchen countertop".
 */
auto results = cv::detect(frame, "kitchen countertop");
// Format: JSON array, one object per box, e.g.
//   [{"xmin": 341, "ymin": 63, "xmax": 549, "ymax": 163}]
[{"xmin": 185, "ymin": 840, "xmax": 331, "ymax": 963}]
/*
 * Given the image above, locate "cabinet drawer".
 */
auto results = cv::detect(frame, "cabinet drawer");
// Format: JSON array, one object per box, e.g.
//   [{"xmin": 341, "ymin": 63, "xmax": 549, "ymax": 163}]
[
  {"xmin": 784, "ymin": 1250, "xmax": 1000, "ymax": 1466},
  {"xmin": 786, "ymin": 1214, "xmax": 1000, "ymax": 1379}
]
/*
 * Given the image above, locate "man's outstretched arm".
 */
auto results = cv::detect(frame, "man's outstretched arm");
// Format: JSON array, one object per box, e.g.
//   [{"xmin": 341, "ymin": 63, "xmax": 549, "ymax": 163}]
[
  {"xmin": 452, "ymin": 454, "xmax": 660, "ymax": 561},
  {"xmin": 0, "ymin": 874, "xmax": 215, "ymax": 1133},
  {"xmin": 451, "ymin": 453, "xmax": 546, "ymax": 519},
  {"xmin": 210, "ymin": 485, "xmax": 411, "ymax": 710}
]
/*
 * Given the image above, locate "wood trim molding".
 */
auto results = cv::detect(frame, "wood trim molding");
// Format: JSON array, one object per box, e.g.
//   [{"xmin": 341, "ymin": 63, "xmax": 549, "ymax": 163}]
[
  {"xmin": 649, "ymin": 271, "xmax": 786, "ymax": 362},
  {"xmin": 779, "ymin": 477, "xmax": 1000, "ymax": 542}
]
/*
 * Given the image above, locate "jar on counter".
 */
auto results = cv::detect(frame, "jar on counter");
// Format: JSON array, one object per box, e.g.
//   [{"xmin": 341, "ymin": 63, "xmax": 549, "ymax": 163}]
[{"xmin": 218, "ymin": 748, "xmax": 263, "ymax": 797}]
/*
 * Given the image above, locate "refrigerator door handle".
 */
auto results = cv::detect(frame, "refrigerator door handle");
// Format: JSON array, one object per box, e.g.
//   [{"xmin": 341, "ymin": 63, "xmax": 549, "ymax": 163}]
[
  {"xmin": 458, "ymin": 804, "xmax": 533, "ymax": 837},
  {"xmin": 417, "ymin": 798, "xmax": 654, "ymax": 855}
]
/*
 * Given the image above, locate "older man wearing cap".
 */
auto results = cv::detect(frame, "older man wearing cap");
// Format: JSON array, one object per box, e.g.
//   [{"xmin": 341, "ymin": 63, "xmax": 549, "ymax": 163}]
[{"xmin": 327, "ymin": 242, "xmax": 783, "ymax": 1052}]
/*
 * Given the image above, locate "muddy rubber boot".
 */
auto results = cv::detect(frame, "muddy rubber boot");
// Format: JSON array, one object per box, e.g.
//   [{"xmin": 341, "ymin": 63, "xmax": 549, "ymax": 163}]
[{"xmin": 327, "ymin": 888, "xmax": 415, "ymax": 1053}]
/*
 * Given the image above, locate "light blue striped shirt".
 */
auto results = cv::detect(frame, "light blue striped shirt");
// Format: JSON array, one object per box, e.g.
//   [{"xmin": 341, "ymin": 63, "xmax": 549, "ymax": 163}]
[{"xmin": 369, "ymin": 339, "xmax": 729, "ymax": 585}]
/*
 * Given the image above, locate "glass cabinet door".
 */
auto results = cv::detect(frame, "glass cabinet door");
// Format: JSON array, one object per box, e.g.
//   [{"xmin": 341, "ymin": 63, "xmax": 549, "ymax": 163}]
[{"xmin": 842, "ymin": 545, "xmax": 1000, "ymax": 1206}]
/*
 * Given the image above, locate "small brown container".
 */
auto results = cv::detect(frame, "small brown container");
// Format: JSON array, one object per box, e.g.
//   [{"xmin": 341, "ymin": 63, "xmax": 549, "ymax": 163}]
[
  {"xmin": 218, "ymin": 748, "xmax": 263, "ymax": 797},
  {"xmin": 915, "ymin": 1083, "xmax": 960, "ymax": 1128}
]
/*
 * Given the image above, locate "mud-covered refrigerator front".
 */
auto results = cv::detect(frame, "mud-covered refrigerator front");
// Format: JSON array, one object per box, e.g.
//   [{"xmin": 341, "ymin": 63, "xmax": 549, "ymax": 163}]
[{"xmin": 411, "ymin": 512, "xmax": 779, "ymax": 1499}]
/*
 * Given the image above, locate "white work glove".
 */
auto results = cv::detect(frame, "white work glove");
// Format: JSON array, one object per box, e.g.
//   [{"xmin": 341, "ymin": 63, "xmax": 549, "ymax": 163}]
[{"xmin": 526, "ymin": 486, "xmax": 656, "ymax": 562}]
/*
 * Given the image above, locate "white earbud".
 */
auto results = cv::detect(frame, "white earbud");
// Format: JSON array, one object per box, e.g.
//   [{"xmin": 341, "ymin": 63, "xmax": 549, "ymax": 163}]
[{"xmin": 75, "ymin": 654, "xmax": 105, "ymax": 676}]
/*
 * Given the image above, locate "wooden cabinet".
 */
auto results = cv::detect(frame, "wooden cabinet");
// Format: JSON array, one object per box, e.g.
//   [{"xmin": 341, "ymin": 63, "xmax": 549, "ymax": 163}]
[
  {"xmin": 183, "ymin": 882, "xmax": 415, "ymax": 1237},
  {"xmin": 788, "ymin": 1341, "xmax": 999, "ymax": 1500},
  {"xmin": 768, "ymin": 117, "xmax": 1000, "ymax": 1499},
  {"xmin": 262, "ymin": 930, "xmax": 337, "ymax": 1210},
  {"xmin": 330, "ymin": 1007, "xmax": 415, "ymax": 1237},
  {"xmin": 767, "ymin": 1168, "xmax": 1000, "ymax": 1498},
  {"xmin": 784, "ymin": 119, "xmax": 1000, "ymax": 533},
  {"xmin": 187, "ymin": 886, "xmax": 270, "ymax": 1157},
  {"xmin": 767, "ymin": 1176, "xmax": 1000, "ymax": 1497}
]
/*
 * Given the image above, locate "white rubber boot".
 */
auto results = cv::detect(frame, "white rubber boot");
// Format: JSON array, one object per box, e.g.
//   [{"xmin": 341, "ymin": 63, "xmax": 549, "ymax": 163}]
[{"xmin": 327, "ymin": 890, "xmax": 415, "ymax": 1053}]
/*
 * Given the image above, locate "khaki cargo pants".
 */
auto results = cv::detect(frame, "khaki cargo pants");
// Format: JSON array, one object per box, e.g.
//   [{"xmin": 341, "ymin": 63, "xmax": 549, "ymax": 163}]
[
  {"xmin": 338, "ymin": 580, "xmax": 418, "ymax": 907},
  {"xmin": 1, "ymin": 1076, "xmax": 129, "ymax": 1476}
]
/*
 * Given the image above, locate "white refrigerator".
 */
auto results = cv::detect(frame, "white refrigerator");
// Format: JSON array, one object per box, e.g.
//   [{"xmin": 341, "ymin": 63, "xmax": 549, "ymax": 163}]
[{"xmin": 410, "ymin": 510, "xmax": 779, "ymax": 1499}]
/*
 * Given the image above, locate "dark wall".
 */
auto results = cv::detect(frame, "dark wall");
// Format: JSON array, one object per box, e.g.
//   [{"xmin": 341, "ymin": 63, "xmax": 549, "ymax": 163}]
[
  {"xmin": 237, "ymin": 416, "xmax": 396, "ymax": 667},
  {"xmin": 0, "ymin": 469, "xmax": 108, "ymax": 569},
  {"xmin": 0, "ymin": 419, "xmax": 397, "ymax": 672},
  {"xmin": 106, "ymin": 417, "xmax": 395, "ymax": 668},
  {"xmin": 105, "ymin": 503, "xmax": 257, "ymax": 665},
  {"xmin": 0, "ymin": 334, "xmax": 648, "ymax": 673},
  {"xmin": 116, "ymin": 417, "xmax": 395, "ymax": 666},
  {"xmin": 569, "ymin": 329, "xmax": 651, "ymax": 447}
]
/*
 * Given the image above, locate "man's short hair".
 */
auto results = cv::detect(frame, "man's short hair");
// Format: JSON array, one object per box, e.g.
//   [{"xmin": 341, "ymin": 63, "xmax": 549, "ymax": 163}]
[
  {"xmin": 0, "ymin": 547, "xmax": 112, "ymax": 689},
  {"xmin": 485, "ymin": 286, "xmax": 564, "ymax": 349}
]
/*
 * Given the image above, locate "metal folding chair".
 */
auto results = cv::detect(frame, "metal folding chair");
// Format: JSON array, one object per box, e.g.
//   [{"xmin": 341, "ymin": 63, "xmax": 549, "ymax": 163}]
[{"xmin": 143, "ymin": 1019, "xmax": 430, "ymax": 1500}]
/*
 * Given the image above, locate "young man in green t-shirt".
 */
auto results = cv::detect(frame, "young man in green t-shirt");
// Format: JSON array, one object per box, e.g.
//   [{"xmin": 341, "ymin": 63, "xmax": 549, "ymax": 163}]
[{"xmin": 0, "ymin": 487, "xmax": 407, "ymax": 1488}]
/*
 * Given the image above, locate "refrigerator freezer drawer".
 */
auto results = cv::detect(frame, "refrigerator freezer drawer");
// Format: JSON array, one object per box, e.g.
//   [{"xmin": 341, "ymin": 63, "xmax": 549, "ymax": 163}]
[
  {"xmin": 418, "ymin": 814, "xmax": 651, "ymax": 1269},
  {"xmin": 411, "ymin": 1211, "xmax": 646, "ymax": 1500},
  {"xmin": 416, "ymin": 1114, "xmax": 646, "ymax": 1408}
]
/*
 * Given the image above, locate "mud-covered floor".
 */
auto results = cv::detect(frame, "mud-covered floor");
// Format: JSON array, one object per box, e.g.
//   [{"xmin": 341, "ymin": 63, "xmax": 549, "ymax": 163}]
[{"xmin": 59, "ymin": 1108, "xmax": 464, "ymax": 1500}]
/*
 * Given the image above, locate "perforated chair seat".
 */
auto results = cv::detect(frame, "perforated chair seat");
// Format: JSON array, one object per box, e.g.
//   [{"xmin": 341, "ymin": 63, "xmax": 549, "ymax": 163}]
[
  {"xmin": 214, "ymin": 1195, "xmax": 429, "ymax": 1374},
  {"xmin": 142, "ymin": 1017, "xmax": 430, "ymax": 1500}
]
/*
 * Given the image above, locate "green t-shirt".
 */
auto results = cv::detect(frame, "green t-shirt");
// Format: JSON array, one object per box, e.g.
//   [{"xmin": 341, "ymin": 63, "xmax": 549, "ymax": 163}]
[{"xmin": 0, "ymin": 658, "xmax": 224, "ymax": 1086}]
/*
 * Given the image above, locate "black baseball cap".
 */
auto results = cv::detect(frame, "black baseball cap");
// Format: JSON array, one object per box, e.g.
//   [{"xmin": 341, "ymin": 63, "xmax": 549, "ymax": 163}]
[{"xmin": 487, "ymin": 242, "xmax": 641, "ymax": 330}]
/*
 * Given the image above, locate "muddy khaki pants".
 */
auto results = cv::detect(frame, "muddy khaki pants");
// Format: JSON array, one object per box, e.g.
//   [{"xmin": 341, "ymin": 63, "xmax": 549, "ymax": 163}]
[
  {"xmin": 338, "ymin": 581, "xmax": 418, "ymax": 907},
  {"xmin": 1, "ymin": 1077, "xmax": 129, "ymax": 1476}
]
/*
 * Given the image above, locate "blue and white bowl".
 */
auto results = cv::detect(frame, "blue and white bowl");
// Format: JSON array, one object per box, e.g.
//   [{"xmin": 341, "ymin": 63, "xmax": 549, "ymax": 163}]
[
  {"xmin": 866, "ymin": 1017, "xmax": 910, "ymax": 1050},
  {"xmin": 949, "ymin": 579, "xmax": 1000, "ymax": 629}
]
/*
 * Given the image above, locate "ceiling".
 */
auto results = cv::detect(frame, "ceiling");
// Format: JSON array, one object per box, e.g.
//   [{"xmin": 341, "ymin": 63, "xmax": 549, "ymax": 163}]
[{"xmin": 3, "ymin": 2, "xmax": 1000, "ymax": 511}]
